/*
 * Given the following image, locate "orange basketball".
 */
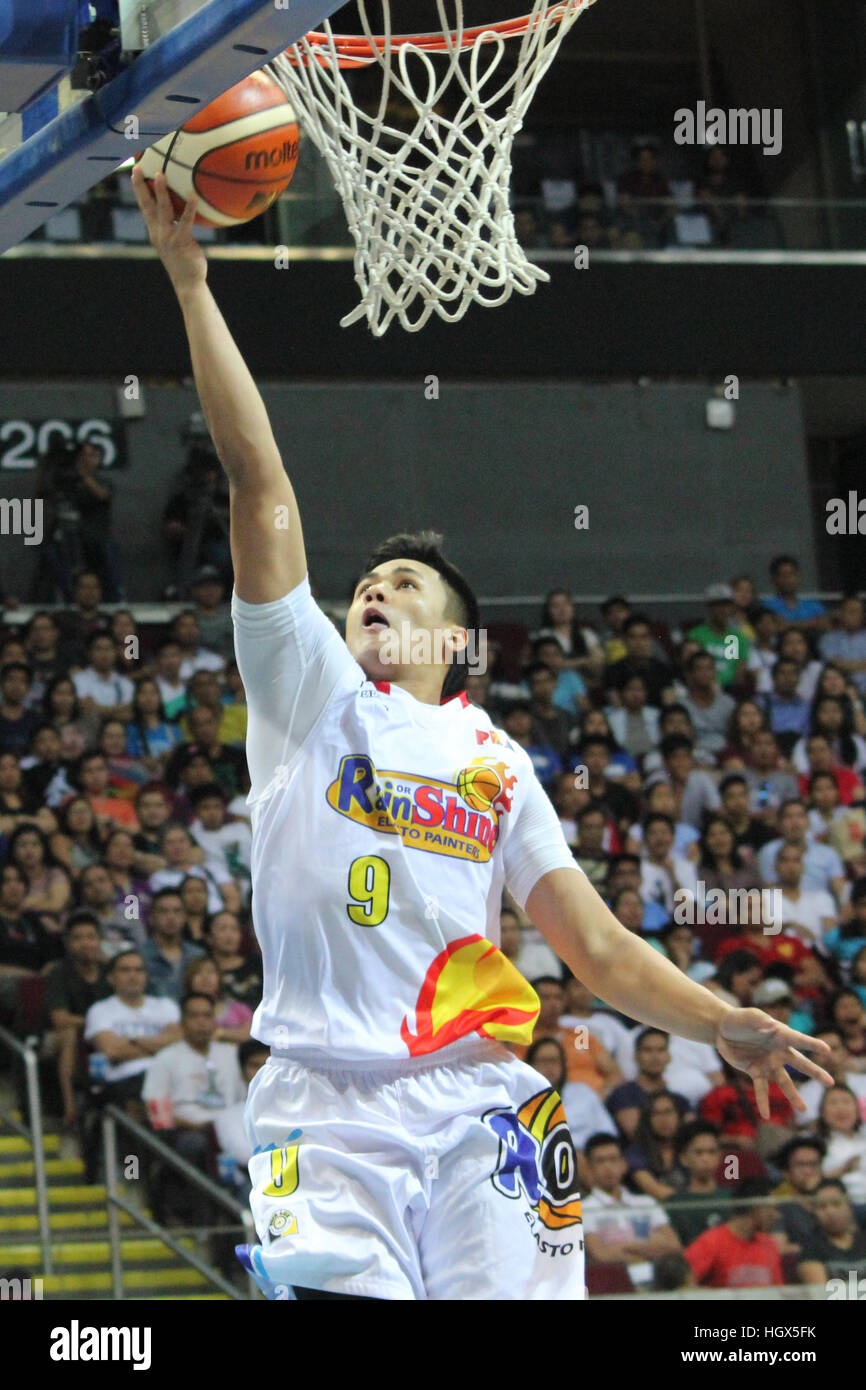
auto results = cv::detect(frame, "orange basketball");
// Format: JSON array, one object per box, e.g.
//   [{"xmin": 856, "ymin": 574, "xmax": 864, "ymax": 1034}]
[
  {"xmin": 136, "ymin": 69, "xmax": 300, "ymax": 227},
  {"xmin": 456, "ymin": 765, "xmax": 502, "ymax": 812}
]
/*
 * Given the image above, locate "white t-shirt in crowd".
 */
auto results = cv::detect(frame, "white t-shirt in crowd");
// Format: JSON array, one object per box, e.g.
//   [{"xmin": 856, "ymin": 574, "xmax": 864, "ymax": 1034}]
[
  {"xmin": 560, "ymin": 1081, "xmax": 618, "ymax": 1150},
  {"xmin": 179, "ymin": 648, "xmax": 225, "ymax": 680},
  {"xmin": 214, "ymin": 1099, "xmax": 254, "ymax": 1163},
  {"xmin": 822, "ymin": 1131, "xmax": 866, "ymax": 1203},
  {"xmin": 189, "ymin": 817, "xmax": 252, "ymax": 879},
  {"xmin": 84, "ymin": 994, "xmax": 181, "ymax": 1081},
  {"xmin": 73, "ymin": 667, "xmax": 135, "ymax": 708},
  {"xmin": 616, "ymin": 1034, "xmax": 720, "ymax": 1106},
  {"xmin": 640, "ymin": 856, "xmax": 698, "ymax": 914},
  {"xmin": 142, "ymin": 1039, "xmax": 245, "ymax": 1124},
  {"xmin": 156, "ymin": 676, "xmax": 187, "ymax": 710},
  {"xmin": 582, "ymin": 1186, "xmax": 670, "ymax": 1287},
  {"xmin": 515, "ymin": 933, "xmax": 565, "ymax": 983},
  {"xmin": 778, "ymin": 888, "xmax": 838, "ymax": 949}
]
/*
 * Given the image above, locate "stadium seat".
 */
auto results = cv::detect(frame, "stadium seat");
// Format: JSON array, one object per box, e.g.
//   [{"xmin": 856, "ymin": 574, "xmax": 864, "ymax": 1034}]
[{"xmin": 586, "ymin": 1262, "xmax": 635, "ymax": 1295}]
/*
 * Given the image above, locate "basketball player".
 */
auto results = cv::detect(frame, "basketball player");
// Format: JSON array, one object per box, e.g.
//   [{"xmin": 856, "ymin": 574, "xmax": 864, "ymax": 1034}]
[{"xmin": 131, "ymin": 167, "xmax": 832, "ymax": 1301}]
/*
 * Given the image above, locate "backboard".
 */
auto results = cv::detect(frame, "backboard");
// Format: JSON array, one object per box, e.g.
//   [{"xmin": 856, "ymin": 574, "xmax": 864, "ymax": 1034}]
[{"xmin": 0, "ymin": 0, "xmax": 350, "ymax": 254}]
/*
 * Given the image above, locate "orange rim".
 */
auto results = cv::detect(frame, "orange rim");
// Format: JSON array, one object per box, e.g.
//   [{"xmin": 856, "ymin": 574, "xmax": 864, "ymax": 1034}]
[{"xmin": 287, "ymin": 4, "xmax": 571, "ymax": 67}]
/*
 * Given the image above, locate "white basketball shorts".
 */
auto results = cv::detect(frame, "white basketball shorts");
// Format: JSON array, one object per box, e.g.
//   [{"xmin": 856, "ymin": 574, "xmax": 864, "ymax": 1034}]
[{"xmin": 240, "ymin": 1040, "xmax": 585, "ymax": 1300}]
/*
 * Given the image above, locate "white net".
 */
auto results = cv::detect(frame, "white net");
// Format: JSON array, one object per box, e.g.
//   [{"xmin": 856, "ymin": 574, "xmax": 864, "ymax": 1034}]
[{"xmin": 266, "ymin": 0, "xmax": 597, "ymax": 335}]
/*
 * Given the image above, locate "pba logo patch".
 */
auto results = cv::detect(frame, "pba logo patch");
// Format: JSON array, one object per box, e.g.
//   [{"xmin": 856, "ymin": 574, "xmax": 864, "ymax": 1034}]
[
  {"xmin": 268, "ymin": 1209, "xmax": 298, "ymax": 1240},
  {"xmin": 484, "ymin": 1089, "xmax": 582, "ymax": 1233}
]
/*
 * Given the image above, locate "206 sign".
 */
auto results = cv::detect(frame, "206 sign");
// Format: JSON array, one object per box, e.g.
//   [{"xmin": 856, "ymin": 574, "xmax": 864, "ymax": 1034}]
[{"xmin": 0, "ymin": 418, "xmax": 127, "ymax": 470}]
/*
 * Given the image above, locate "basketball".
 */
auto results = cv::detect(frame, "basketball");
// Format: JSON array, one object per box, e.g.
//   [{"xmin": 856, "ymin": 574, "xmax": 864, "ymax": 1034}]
[
  {"xmin": 456, "ymin": 764, "xmax": 502, "ymax": 812},
  {"xmin": 135, "ymin": 69, "xmax": 300, "ymax": 227}
]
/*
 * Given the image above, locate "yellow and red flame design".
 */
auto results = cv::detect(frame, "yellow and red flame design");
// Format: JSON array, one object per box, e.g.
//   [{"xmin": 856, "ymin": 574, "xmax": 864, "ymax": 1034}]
[{"xmin": 401, "ymin": 934, "xmax": 540, "ymax": 1056}]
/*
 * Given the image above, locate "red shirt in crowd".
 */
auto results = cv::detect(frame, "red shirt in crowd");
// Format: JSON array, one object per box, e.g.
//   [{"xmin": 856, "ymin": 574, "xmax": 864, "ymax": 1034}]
[
  {"xmin": 797, "ymin": 766, "xmax": 863, "ymax": 806},
  {"xmin": 686, "ymin": 1223, "xmax": 783, "ymax": 1288},
  {"xmin": 699, "ymin": 1082, "xmax": 794, "ymax": 1139},
  {"xmin": 713, "ymin": 932, "xmax": 813, "ymax": 970}
]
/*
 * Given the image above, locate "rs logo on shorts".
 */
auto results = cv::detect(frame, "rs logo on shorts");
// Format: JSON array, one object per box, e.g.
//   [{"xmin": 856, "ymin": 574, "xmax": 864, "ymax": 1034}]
[{"xmin": 484, "ymin": 1089, "xmax": 582, "ymax": 1248}]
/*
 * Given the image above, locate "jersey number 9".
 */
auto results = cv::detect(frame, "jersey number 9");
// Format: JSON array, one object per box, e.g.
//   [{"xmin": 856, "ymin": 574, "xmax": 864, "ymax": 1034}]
[{"xmin": 346, "ymin": 855, "xmax": 391, "ymax": 927}]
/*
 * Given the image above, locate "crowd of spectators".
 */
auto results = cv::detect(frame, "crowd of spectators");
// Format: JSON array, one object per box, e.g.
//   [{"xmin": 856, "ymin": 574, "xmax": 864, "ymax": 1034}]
[
  {"xmin": 1, "ymin": 548, "xmax": 866, "ymax": 1292},
  {"xmin": 484, "ymin": 554, "xmax": 866, "ymax": 1292},
  {"xmin": 512, "ymin": 140, "xmax": 776, "ymax": 253}
]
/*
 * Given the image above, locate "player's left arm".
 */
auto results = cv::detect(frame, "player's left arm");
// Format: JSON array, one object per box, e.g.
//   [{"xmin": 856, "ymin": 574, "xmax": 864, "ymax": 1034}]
[{"xmin": 524, "ymin": 866, "xmax": 833, "ymax": 1120}]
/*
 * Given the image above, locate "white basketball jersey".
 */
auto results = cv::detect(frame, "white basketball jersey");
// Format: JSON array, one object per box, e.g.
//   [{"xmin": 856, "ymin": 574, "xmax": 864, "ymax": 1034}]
[{"xmin": 232, "ymin": 578, "xmax": 580, "ymax": 1065}]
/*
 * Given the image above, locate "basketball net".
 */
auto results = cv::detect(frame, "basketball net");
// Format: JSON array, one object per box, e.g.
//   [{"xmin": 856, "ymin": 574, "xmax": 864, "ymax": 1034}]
[{"xmin": 266, "ymin": 0, "xmax": 597, "ymax": 335}]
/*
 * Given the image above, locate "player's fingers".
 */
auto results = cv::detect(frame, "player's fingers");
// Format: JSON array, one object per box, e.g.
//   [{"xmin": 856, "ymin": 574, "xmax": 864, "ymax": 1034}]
[
  {"xmin": 178, "ymin": 191, "xmax": 199, "ymax": 228},
  {"xmin": 152, "ymin": 172, "xmax": 175, "ymax": 225},
  {"xmin": 774, "ymin": 1065, "xmax": 805, "ymax": 1112},
  {"xmin": 129, "ymin": 165, "xmax": 155, "ymax": 220},
  {"xmin": 785, "ymin": 1047, "xmax": 834, "ymax": 1089},
  {"xmin": 776, "ymin": 1024, "xmax": 832, "ymax": 1059},
  {"xmin": 752, "ymin": 1074, "xmax": 769, "ymax": 1120}
]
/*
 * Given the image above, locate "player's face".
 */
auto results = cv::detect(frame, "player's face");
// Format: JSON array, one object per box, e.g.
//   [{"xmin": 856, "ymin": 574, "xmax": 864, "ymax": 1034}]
[{"xmin": 345, "ymin": 559, "xmax": 466, "ymax": 683}]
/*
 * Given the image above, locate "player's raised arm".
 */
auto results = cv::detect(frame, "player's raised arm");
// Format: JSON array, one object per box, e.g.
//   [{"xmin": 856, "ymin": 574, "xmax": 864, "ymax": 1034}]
[
  {"xmin": 131, "ymin": 167, "xmax": 304, "ymax": 603},
  {"xmin": 524, "ymin": 866, "xmax": 835, "ymax": 1120}
]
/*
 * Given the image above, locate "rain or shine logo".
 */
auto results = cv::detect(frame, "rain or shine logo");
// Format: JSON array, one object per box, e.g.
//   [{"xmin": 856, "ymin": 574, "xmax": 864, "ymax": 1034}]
[
  {"xmin": 485, "ymin": 1089, "xmax": 583, "ymax": 1236},
  {"xmin": 325, "ymin": 754, "xmax": 518, "ymax": 862}
]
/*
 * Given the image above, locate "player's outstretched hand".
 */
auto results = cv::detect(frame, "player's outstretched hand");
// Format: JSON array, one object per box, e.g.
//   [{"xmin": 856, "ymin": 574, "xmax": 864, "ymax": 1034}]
[
  {"xmin": 714, "ymin": 1007, "xmax": 834, "ymax": 1118},
  {"xmin": 130, "ymin": 166, "xmax": 207, "ymax": 294}
]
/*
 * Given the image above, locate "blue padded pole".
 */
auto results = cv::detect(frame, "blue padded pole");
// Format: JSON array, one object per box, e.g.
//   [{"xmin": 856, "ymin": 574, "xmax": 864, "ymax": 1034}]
[{"xmin": 0, "ymin": 0, "xmax": 349, "ymax": 252}]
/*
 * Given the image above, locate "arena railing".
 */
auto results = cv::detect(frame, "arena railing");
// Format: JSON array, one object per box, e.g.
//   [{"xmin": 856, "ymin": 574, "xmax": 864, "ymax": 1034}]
[
  {"xmin": 0, "ymin": 1023, "xmax": 54, "ymax": 1275},
  {"xmin": 102, "ymin": 1104, "xmax": 259, "ymax": 1301},
  {"xmin": 6, "ymin": 190, "xmax": 866, "ymax": 258},
  {"xmin": 3, "ymin": 592, "xmax": 856, "ymax": 627}
]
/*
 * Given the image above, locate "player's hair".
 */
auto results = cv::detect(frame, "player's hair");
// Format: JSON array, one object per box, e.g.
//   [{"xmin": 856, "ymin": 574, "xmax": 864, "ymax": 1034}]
[{"xmin": 359, "ymin": 530, "xmax": 480, "ymax": 699}]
